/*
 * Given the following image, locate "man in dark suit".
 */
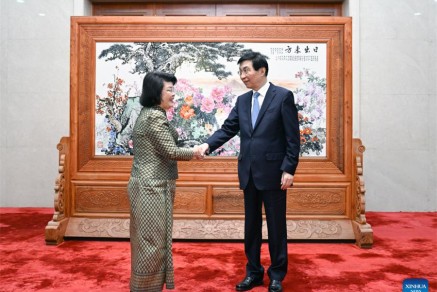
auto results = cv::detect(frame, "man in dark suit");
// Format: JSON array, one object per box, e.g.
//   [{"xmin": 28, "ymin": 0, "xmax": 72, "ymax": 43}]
[{"xmin": 199, "ymin": 51, "xmax": 300, "ymax": 292}]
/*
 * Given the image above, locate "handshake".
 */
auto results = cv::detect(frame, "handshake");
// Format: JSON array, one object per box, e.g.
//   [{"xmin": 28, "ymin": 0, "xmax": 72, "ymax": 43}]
[{"xmin": 192, "ymin": 143, "xmax": 209, "ymax": 160}]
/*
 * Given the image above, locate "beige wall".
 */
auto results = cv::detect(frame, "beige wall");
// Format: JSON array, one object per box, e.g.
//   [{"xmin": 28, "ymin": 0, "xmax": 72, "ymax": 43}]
[
  {"xmin": 0, "ymin": 0, "xmax": 435, "ymax": 210},
  {"xmin": 351, "ymin": 0, "xmax": 437, "ymax": 211}
]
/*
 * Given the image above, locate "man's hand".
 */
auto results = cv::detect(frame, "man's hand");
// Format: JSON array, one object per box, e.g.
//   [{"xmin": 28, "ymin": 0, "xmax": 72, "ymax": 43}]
[
  {"xmin": 198, "ymin": 143, "xmax": 210, "ymax": 157},
  {"xmin": 192, "ymin": 143, "xmax": 210, "ymax": 160},
  {"xmin": 281, "ymin": 171, "xmax": 294, "ymax": 190}
]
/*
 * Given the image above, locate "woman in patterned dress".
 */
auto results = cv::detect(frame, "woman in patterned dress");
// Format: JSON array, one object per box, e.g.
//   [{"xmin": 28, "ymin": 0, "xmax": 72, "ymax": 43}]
[{"xmin": 127, "ymin": 71, "xmax": 203, "ymax": 291}]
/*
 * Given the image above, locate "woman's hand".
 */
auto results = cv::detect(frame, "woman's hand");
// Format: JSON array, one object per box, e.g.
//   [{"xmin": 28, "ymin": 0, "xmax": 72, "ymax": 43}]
[{"xmin": 192, "ymin": 145, "xmax": 205, "ymax": 160}]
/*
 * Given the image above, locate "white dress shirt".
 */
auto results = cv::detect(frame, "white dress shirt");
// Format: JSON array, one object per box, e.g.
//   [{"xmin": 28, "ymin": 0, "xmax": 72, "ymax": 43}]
[{"xmin": 251, "ymin": 81, "xmax": 270, "ymax": 111}]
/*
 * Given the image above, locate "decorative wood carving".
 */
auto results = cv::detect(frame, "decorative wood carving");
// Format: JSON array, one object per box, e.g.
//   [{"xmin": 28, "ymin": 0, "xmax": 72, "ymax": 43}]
[
  {"xmin": 45, "ymin": 16, "xmax": 373, "ymax": 248},
  {"xmin": 66, "ymin": 218, "xmax": 130, "ymax": 238},
  {"xmin": 287, "ymin": 187, "xmax": 347, "ymax": 215},
  {"xmin": 65, "ymin": 217, "xmax": 353, "ymax": 240},
  {"xmin": 45, "ymin": 137, "xmax": 70, "ymax": 245},
  {"xmin": 212, "ymin": 188, "xmax": 245, "ymax": 214},
  {"xmin": 352, "ymin": 139, "xmax": 374, "ymax": 248},
  {"xmin": 75, "ymin": 187, "xmax": 130, "ymax": 212},
  {"xmin": 174, "ymin": 187, "xmax": 207, "ymax": 214}
]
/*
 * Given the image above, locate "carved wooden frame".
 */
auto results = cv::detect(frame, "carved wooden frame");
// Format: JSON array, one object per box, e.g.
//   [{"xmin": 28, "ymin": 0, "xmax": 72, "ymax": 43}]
[
  {"xmin": 74, "ymin": 17, "xmax": 349, "ymax": 175},
  {"xmin": 45, "ymin": 16, "xmax": 373, "ymax": 248}
]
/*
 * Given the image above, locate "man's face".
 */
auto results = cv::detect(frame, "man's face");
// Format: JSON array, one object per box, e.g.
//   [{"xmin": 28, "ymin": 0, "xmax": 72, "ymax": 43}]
[{"xmin": 238, "ymin": 60, "xmax": 266, "ymax": 91}]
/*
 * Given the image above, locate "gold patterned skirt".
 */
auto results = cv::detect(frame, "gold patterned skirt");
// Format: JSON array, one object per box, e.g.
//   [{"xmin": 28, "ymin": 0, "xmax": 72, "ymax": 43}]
[{"xmin": 127, "ymin": 177, "xmax": 176, "ymax": 292}]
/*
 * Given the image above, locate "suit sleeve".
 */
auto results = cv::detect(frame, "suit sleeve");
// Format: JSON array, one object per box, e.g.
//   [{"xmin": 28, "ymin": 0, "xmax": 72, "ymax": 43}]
[
  {"xmin": 147, "ymin": 111, "xmax": 194, "ymax": 161},
  {"xmin": 280, "ymin": 91, "xmax": 300, "ymax": 175},
  {"xmin": 206, "ymin": 97, "xmax": 241, "ymax": 153}
]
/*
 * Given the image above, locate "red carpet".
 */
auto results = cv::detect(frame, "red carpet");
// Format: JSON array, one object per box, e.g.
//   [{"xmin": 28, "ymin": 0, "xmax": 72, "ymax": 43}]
[{"xmin": 0, "ymin": 208, "xmax": 436, "ymax": 291}]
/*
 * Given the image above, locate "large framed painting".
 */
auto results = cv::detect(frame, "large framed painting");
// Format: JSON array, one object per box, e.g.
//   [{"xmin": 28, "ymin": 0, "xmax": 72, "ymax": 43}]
[
  {"xmin": 95, "ymin": 42, "xmax": 327, "ymax": 157},
  {"xmin": 45, "ymin": 16, "xmax": 373, "ymax": 248}
]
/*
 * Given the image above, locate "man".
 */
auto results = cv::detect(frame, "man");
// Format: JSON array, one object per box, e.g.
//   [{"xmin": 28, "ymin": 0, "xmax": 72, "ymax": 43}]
[{"xmin": 199, "ymin": 51, "xmax": 300, "ymax": 292}]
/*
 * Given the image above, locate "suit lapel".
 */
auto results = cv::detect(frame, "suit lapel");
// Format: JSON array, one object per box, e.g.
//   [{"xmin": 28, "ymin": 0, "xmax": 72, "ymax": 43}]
[{"xmin": 241, "ymin": 91, "xmax": 254, "ymax": 131}]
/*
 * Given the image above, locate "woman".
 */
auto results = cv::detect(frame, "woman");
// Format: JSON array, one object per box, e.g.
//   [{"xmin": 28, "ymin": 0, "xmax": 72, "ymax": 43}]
[{"xmin": 127, "ymin": 71, "xmax": 202, "ymax": 291}]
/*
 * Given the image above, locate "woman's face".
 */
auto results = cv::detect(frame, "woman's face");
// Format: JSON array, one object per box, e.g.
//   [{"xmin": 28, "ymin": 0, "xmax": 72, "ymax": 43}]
[{"xmin": 159, "ymin": 81, "xmax": 176, "ymax": 111}]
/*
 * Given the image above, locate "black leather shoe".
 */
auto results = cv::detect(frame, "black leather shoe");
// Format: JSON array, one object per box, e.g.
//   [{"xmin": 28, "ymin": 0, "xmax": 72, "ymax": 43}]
[
  {"xmin": 269, "ymin": 280, "xmax": 283, "ymax": 292},
  {"xmin": 235, "ymin": 276, "xmax": 264, "ymax": 291}
]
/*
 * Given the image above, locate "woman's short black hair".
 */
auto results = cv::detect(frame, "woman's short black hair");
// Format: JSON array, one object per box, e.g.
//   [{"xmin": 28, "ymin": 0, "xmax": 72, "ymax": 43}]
[
  {"xmin": 139, "ymin": 71, "xmax": 177, "ymax": 107},
  {"xmin": 237, "ymin": 51, "xmax": 269, "ymax": 77}
]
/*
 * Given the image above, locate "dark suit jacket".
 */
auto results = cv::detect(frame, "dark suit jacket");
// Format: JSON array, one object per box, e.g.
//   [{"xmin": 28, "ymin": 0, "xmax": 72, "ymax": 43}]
[{"xmin": 206, "ymin": 83, "xmax": 300, "ymax": 190}]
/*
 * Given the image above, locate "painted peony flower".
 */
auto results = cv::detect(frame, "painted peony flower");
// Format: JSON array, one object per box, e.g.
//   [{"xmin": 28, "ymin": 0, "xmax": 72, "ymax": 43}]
[
  {"xmin": 201, "ymin": 97, "xmax": 215, "ymax": 113},
  {"xmin": 179, "ymin": 105, "xmax": 195, "ymax": 120}
]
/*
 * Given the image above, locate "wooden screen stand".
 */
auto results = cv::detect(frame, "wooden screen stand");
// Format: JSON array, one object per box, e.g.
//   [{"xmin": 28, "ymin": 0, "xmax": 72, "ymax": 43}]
[{"xmin": 45, "ymin": 17, "xmax": 373, "ymax": 248}]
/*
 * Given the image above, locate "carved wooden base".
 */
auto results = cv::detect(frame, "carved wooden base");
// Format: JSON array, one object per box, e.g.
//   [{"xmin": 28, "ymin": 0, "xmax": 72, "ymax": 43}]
[
  {"xmin": 45, "ymin": 137, "xmax": 374, "ymax": 247},
  {"xmin": 352, "ymin": 221, "xmax": 374, "ymax": 249},
  {"xmin": 45, "ymin": 217, "xmax": 69, "ymax": 245},
  {"xmin": 64, "ymin": 218, "xmax": 355, "ymax": 241},
  {"xmin": 352, "ymin": 139, "xmax": 374, "ymax": 248}
]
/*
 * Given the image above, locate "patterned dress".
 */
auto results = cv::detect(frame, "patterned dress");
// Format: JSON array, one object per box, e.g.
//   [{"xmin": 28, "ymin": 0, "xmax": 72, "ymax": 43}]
[{"xmin": 128, "ymin": 106, "xmax": 193, "ymax": 291}]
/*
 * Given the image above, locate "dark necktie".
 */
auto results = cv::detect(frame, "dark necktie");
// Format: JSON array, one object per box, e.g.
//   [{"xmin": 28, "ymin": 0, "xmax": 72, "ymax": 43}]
[{"xmin": 251, "ymin": 92, "xmax": 260, "ymax": 127}]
